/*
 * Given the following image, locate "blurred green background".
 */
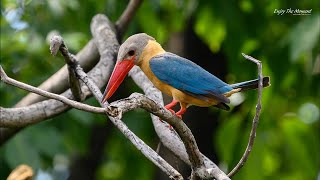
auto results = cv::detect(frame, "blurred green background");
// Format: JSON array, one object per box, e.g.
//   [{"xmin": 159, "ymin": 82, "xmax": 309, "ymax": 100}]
[{"xmin": 1, "ymin": 0, "xmax": 319, "ymax": 179}]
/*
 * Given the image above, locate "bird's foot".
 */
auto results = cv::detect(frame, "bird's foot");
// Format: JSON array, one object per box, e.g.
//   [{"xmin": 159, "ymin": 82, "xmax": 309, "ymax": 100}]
[
  {"xmin": 167, "ymin": 108, "xmax": 175, "ymax": 114},
  {"xmin": 159, "ymin": 108, "xmax": 175, "ymax": 122},
  {"xmin": 175, "ymin": 109, "xmax": 186, "ymax": 120}
]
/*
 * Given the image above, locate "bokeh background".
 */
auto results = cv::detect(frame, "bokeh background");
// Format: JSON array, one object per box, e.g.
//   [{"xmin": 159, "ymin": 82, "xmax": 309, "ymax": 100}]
[{"xmin": 1, "ymin": 0, "xmax": 319, "ymax": 179}]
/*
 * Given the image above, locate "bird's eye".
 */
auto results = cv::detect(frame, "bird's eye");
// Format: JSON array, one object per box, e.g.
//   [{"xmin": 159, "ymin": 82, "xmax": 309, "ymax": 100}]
[{"xmin": 128, "ymin": 50, "xmax": 135, "ymax": 56}]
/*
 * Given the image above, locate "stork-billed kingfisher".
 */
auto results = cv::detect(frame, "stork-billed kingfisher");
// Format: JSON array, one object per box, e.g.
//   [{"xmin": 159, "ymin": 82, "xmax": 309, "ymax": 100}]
[{"xmin": 102, "ymin": 33, "xmax": 270, "ymax": 118}]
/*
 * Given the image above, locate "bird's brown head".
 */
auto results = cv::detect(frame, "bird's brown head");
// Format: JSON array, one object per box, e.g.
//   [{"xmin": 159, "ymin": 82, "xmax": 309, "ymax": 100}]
[{"xmin": 101, "ymin": 33, "xmax": 155, "ymax": 103}]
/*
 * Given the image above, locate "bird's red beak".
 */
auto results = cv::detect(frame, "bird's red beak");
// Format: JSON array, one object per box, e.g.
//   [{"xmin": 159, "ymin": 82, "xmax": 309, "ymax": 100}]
[{"xmin": 101, "ymin": 57, "xmax": 135, "ymax": 103}]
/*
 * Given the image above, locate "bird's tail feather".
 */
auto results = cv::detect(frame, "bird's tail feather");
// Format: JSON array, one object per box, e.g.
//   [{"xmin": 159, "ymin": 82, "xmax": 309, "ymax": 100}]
[{"xmin": 230, "ymin": 76, "xmax": 270, "ymax": 92}]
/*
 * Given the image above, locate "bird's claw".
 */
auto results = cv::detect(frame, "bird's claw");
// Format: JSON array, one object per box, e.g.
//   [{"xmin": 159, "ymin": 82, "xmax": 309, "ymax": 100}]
[{"xmin": 166, "ymin": 108, "xmax": 175, "ymax": 114}]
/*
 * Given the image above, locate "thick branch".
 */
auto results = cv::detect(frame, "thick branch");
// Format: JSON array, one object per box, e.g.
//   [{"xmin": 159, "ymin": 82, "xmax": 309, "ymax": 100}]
[
  {"xmin": 227, "ymin": 53, "xmax": 265, "ymax": 177},
  {"xmin": 108, "ymin": 93, "xmax": 205, "ymax": 170}
]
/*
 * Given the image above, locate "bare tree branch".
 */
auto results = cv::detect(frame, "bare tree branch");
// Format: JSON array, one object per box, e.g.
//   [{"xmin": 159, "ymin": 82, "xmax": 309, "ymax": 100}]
[
  {"xmin": 106, "ymin": 93, "xmax": 231, "ymax": 180},
  {"xmin": 14, "ymin": 0, "xmax": 143, "ymax": 107},
  {"xmin": 1, "ymin": 24, "xmax": 184, "ymax": 179},
  {"xmin": 50, "ymin": 35, "xmax": 83, "ymax": 101},
  {"xmin": 1, "ymin": 0, "xmax": 143, "ymax": 144},
  {"xmin": 48, "ymin": 26, "xmax": 228, "ymax": 179},
  {"xmin": 227, "ymin": 53, "xmax": 265, "ymax": 178},
  {"xmin": 57, "ymin": 25, "xmax": 184, "ymax": 178},
  {"xmin": 0, "ymin": 66, "xmax": 107, "ymax": 127},
  {"xmin": 1, "ymin": 48, "xmax": 184, "ymax": 180},
  {"xmin": 115, "ymin": 0, "xmax": 143, "ymax": 39},
  {"xmin": 0, "ymin": 14, "xmax": 118, "ymax": 144}
]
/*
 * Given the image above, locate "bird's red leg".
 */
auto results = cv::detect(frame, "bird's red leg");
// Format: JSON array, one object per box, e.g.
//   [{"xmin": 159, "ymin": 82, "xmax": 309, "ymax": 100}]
[
  {"xmin": 161, "ymin": 100, "xmax": 179, "ymax": 128},
  {"xmin": 176, "ymin": 106, "xmax": 187, "ymax": 119},
  {"xmin": 164, "ymin": 99, "xmax": 179, "ymax": 114}
]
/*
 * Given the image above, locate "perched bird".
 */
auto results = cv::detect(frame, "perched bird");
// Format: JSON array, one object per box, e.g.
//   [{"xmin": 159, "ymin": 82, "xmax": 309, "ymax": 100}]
[{"xmin": 102, "ymin": 33, "xmax": 270, "ymax": 118}]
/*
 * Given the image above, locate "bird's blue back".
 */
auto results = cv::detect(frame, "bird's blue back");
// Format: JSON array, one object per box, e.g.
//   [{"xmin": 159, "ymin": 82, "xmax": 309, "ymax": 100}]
[{"xmin": 149, "ymin": 53, "xmax": 233, "ymax": 103}]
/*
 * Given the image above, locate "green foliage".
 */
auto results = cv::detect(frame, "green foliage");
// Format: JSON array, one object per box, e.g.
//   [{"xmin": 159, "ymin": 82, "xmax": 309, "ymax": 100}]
[
  {"xmin": 1, "ymin": 0, "xmax": 319, "ymax": 179},
  {"xmin": 195, "ymin": 7, "xmax": 227, "ymax": 52},
  {"xmin": 288, "ymin": 14, "xmax": 320, "ymax": 62}
]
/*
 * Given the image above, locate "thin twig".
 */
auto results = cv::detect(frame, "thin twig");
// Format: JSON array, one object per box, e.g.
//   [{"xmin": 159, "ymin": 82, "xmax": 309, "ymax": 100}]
[
  {"xmin": 15, "ymin": 39, "xmax": 99, "ymax": 108},
  {"xmin": 50, "ymin": 35, "xmax": 83, "ymax": 101},
  {"xmin": 0, "ymin": 66, "xmax": 106, "ymax": 114},
  {"xmin": 115, "ymin": 0, "xmax": 143, "ymax": 39},
  {"xmin": 227, "ymin": 53, "xmax": 264, "ymax": 177}
]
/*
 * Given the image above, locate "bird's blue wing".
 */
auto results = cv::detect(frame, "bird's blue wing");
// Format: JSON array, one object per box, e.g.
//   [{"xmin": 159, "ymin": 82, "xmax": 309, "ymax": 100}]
[{"xmin": 150, "ymin": 53, "xmax": 233, "ymax": 103}]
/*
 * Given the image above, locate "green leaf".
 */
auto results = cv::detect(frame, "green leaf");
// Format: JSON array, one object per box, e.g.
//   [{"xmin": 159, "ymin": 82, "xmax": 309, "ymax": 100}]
[{"xmin": 240, "ymin": 39, "xmax": 260, "ymax": 55}]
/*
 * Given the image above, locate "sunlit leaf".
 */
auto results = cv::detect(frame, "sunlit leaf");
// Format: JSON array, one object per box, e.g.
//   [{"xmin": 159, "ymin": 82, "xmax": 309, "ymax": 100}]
[{"xmin": 240, "ymin": 39, "xmax": 260, "ymax": 55}]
